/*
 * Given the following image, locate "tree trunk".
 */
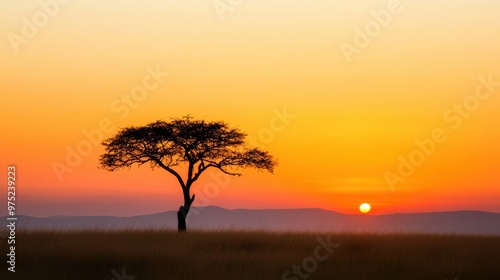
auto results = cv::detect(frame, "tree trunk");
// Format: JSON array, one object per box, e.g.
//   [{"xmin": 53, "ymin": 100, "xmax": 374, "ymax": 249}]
[{"xmin": 177, "ymin": 192, "xmax": 195, "ymax": 232}]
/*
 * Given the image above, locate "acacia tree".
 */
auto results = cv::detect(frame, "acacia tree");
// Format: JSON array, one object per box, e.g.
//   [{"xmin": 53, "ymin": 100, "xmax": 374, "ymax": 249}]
[{"xmin": 99, "ymin": 116, "xmax": 277, "ymax": 231}]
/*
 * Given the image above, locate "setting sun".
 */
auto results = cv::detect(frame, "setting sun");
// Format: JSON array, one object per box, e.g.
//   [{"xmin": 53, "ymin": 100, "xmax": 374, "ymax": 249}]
[{"xmin": 359, "ymin": 203, "xmax": 371, "ymax": 214}]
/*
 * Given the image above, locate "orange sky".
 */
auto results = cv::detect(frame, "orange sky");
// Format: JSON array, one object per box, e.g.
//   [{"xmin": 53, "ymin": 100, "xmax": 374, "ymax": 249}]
[{"xmin": 1, "ymin": 0, "xmax": 499, "ymax": 216}]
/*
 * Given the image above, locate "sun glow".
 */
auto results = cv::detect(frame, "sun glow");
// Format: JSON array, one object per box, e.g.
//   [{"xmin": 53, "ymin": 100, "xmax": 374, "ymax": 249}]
[{"xmin": 359, "ymin": 203, "xmax": 371, "ymax": 214}]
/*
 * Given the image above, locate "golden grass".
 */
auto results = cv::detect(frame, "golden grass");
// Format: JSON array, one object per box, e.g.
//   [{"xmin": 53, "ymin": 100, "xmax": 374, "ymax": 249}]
[{"xmin": 1, "ymin": 230, "xmax": 500, "ymax": 279}]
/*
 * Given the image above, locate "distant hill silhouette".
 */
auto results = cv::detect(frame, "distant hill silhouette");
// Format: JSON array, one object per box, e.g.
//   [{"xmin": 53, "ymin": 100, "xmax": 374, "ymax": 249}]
[{"xmin": 8, "ymin": 207, "xmax": 500, "ymax": 235}]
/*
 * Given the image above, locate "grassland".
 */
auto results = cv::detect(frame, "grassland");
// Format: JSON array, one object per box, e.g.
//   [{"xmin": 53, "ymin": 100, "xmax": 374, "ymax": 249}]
[{"xmin": 1, "ymin": 230, "xmax": 500, "ymax": 280}]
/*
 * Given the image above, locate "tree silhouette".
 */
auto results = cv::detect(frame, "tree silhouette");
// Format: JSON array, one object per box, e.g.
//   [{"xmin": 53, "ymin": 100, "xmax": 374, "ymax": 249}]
[{"xmin": 99, "ymin": 116, "xmax": 277, "ymax": 231}]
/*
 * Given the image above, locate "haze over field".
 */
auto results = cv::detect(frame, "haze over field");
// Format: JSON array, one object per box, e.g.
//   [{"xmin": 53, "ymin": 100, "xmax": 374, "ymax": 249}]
[
  {"xmin": 1, "ymin": 0, "xmax": 499, "ymax": 218},
  {"xmin": 11, "ymin": 207, "xmax": 500, "ymax": 235}
]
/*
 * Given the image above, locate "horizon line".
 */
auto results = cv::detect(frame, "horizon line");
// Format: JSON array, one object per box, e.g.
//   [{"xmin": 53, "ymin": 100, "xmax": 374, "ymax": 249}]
[{"xmin": 5, "ymin": 206, "xmax": 500, "ymax": 219}]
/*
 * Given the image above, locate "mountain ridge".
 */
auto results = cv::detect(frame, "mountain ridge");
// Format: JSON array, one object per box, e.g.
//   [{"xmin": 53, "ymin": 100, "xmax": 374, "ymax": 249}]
[{"xmin": 5, "ymin": 207, "xmax": 500, "ymax": 235}]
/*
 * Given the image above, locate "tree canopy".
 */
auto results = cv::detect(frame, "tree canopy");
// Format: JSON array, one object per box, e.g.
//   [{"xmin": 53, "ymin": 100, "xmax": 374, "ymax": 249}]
[{"xmin": 99, "ymin": 116, "xmax": 277, "ymax": 189}]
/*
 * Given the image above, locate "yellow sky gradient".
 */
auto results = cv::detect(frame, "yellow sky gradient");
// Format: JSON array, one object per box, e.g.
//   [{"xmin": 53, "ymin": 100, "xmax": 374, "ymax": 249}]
[{"xmin": 1, "ymin": 0, "xmax": 499, "ymax": 216}]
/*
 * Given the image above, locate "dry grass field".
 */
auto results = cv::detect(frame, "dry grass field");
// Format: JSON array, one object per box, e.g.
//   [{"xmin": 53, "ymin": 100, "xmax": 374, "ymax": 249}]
[{"xmin": 1, "ymin": 230, "xmax": 500, "ymax": 280}]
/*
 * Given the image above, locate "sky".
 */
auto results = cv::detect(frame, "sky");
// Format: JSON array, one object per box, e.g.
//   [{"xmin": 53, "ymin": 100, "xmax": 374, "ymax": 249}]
[{"xmin": 1, "ymin": 0, "xmax": 499, "ymax": 217}]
